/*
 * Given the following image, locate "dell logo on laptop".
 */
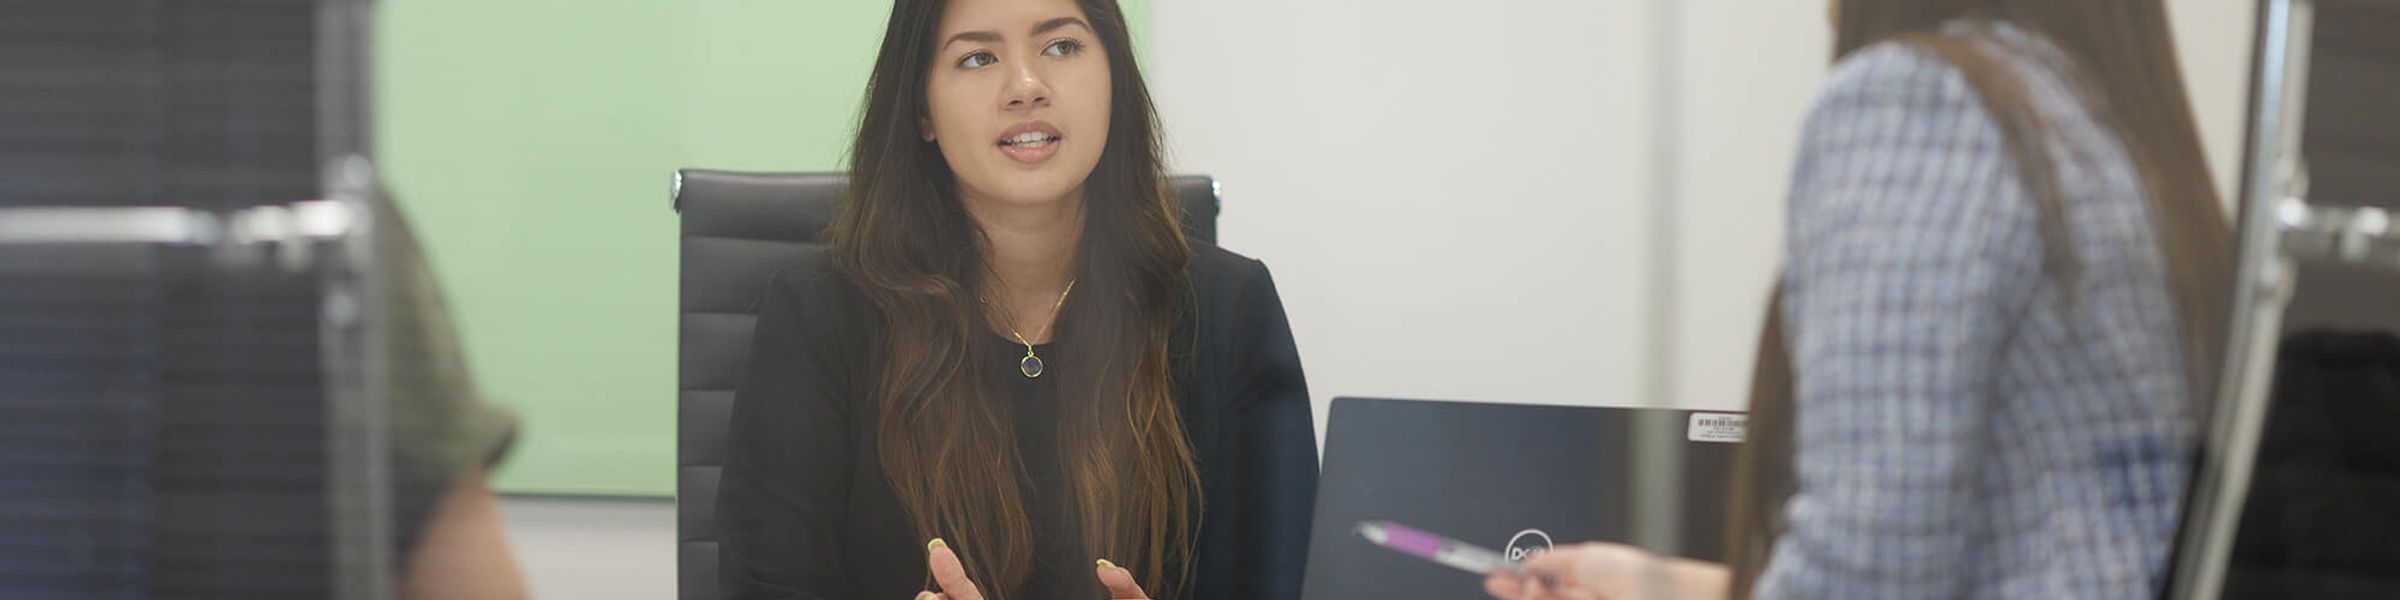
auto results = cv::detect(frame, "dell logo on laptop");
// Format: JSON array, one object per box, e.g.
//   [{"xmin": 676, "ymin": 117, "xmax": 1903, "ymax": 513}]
[{"xmin": 1504, "ymin": 529, "xmax": 1554, "ymax": 562}]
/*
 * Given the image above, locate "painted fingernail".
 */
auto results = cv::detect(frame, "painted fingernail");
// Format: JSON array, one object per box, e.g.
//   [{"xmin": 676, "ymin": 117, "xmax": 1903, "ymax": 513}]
[
  {"xmin": 917, "ymin": 593, "xmax": 936, "ymax": 600},
  {"xmin": 1096, "ymin": 558, "xmax": 1122, "ymax": 572},
  {"xmin": 927, "ymin": 538, "xmax": 948, "ymax": 551}
]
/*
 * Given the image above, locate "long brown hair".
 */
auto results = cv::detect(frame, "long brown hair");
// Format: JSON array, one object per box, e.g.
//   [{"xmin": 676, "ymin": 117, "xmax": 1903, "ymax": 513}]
[
  {"xmin": 825, "ymin": 0, "xmax": 1199, "ymax": 597},
  {"xmin": 1726, "ymin": 2, "xmax": 2232, "ymax": 596}
]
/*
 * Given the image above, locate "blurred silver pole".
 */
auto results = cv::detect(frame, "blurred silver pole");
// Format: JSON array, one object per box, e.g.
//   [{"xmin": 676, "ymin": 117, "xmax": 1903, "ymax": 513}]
[
  {"xmin": 2166, "ymin": 0, "xmax": 2315, "ymax": 598},
  {"xmin": 0, "ymin": 207, "xmax": 220, "ymax": 245},
  {"xmin": 318, "ymin": 0, "xmax": 387, "ymax": 595},
  {"xmin": 318, "ymin": 0, "xmax": 374, "ymax": 165},
  {"xmin": 1631, "ymin": 0, "xmax": 1688, "ymax": 597},
  {"xmin": 0, "ymin": 201, "xmax": 352, "ymax": 249},
  {"xmin": 319, "ymin": 156, "xmax": 393, "ymax": 600}
]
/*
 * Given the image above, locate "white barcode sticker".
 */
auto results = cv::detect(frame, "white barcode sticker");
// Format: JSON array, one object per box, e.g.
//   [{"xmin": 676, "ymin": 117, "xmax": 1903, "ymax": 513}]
[{"xmin": 1687, "ymin": 413, "xmax": 1747, "ymax": 443}]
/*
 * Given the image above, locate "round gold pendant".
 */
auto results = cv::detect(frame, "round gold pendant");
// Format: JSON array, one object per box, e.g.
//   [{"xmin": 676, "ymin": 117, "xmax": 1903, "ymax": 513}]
[{"xmin": 1020, "ymin": 354, "xmax": 1044, "ymax": 378}]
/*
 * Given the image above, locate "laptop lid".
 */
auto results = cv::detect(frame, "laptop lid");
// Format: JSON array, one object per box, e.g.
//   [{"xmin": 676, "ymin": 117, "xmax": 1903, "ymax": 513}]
[{"xmin": 1299, "ymin": 397, "xmax": 1744, "ymax": 600}]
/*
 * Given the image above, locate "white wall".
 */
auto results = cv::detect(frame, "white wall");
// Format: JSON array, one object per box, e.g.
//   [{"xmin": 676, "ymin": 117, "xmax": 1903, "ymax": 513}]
[
  {"xmin": 1148, "ymin": 0, "xmax": 2260, "ymax": 441},
  {"xmin": 1664, "ymin": 0, "xmax": 1835, "ymax": 413},
  {"xmin": 1150, "ymin": 1, "xmax": 1663, "ymax": 426}
]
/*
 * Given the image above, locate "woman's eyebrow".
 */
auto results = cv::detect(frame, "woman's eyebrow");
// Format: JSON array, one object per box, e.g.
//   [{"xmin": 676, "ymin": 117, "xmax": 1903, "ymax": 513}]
[
  {"xmin": 1030, "ymin": 16, "xmax": 1091, "ymax": 36},
  {"xmin": 942, "ymin": 17, "xmax": 1090, "ymax": 51},
  {"xmin": 942, "ymin": 30, "xmax": 1002, "ymax": 50}
]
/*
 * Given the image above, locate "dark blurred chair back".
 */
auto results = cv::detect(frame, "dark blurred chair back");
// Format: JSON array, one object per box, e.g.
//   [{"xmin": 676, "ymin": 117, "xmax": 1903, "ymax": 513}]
[
  {"xmin": 670, "ymin": 170, "xmax": 1220, "ymax": 600},
  {"xmin": 0, "ymin": 240, "xmax": 336, "ymax": 599}
]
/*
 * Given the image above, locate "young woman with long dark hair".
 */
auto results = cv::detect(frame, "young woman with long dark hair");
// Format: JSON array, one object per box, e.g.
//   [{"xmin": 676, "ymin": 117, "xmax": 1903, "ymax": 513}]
[
  {"xmin": 715, "ymin": 1, "xmax": 1317, "ymax": 599},
  {"xmin": 1487, "ymin": 0, "xmax": 2229, "ymax": 598}
]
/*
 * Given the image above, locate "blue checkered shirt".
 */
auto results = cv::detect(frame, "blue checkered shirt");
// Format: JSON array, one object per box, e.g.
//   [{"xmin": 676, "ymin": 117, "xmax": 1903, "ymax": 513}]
[{"xmin": 1755, "ymin": 23, "xmax": 2199, "ymax": 600}]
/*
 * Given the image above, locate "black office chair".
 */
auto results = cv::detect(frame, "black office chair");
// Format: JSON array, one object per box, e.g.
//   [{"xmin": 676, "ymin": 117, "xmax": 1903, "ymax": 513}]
[{"xmin": 671, "ymin": 170, "xmax": 1221, "ymax": 600}]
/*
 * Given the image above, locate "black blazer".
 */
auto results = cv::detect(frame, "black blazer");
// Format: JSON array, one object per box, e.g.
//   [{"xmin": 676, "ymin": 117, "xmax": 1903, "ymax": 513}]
[{"xmin": 716, "ymin": 241, "xmax": 1317, "ymax": 600}]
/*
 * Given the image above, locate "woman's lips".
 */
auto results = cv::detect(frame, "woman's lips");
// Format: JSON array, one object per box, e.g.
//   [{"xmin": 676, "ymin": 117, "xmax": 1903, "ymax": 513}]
[{"xmin": 997, "ymin": 121, "xmax": 1062, "ymax": 164}]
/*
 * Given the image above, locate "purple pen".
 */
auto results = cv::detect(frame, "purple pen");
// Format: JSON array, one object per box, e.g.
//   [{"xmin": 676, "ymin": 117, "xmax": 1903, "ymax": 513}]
[{"xmin": 1355, "ymin": 520, "xmax": 1529, "ymax": 575}]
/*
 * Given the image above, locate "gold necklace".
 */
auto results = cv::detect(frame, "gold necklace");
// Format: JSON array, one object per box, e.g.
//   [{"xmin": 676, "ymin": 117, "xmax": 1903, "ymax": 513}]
[{"xmin": 985, "ymin": 279, "xmax": 1075, "ymax": 379}]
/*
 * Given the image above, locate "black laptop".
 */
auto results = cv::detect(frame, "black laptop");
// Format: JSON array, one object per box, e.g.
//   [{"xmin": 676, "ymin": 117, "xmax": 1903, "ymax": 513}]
[{"xmin": 1299, "ymin": 397, "xmax": 1745, "ymax": 600}]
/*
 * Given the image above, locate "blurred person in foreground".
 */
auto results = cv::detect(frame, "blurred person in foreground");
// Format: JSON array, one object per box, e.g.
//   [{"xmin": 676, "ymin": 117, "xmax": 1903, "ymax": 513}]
[
  {"xmin": 381, "ymin": 195, "xmax": 527, "ymax": 600},
  {"xmin": 1490, "ymin": 0, "xmax": 2231, "ymax": 598}
]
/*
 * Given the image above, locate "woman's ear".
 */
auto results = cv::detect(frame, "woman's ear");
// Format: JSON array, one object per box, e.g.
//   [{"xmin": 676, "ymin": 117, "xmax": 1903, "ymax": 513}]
[{"xmin": 919, "ymin": 115, "xmax": 936, "ymax": 142}]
